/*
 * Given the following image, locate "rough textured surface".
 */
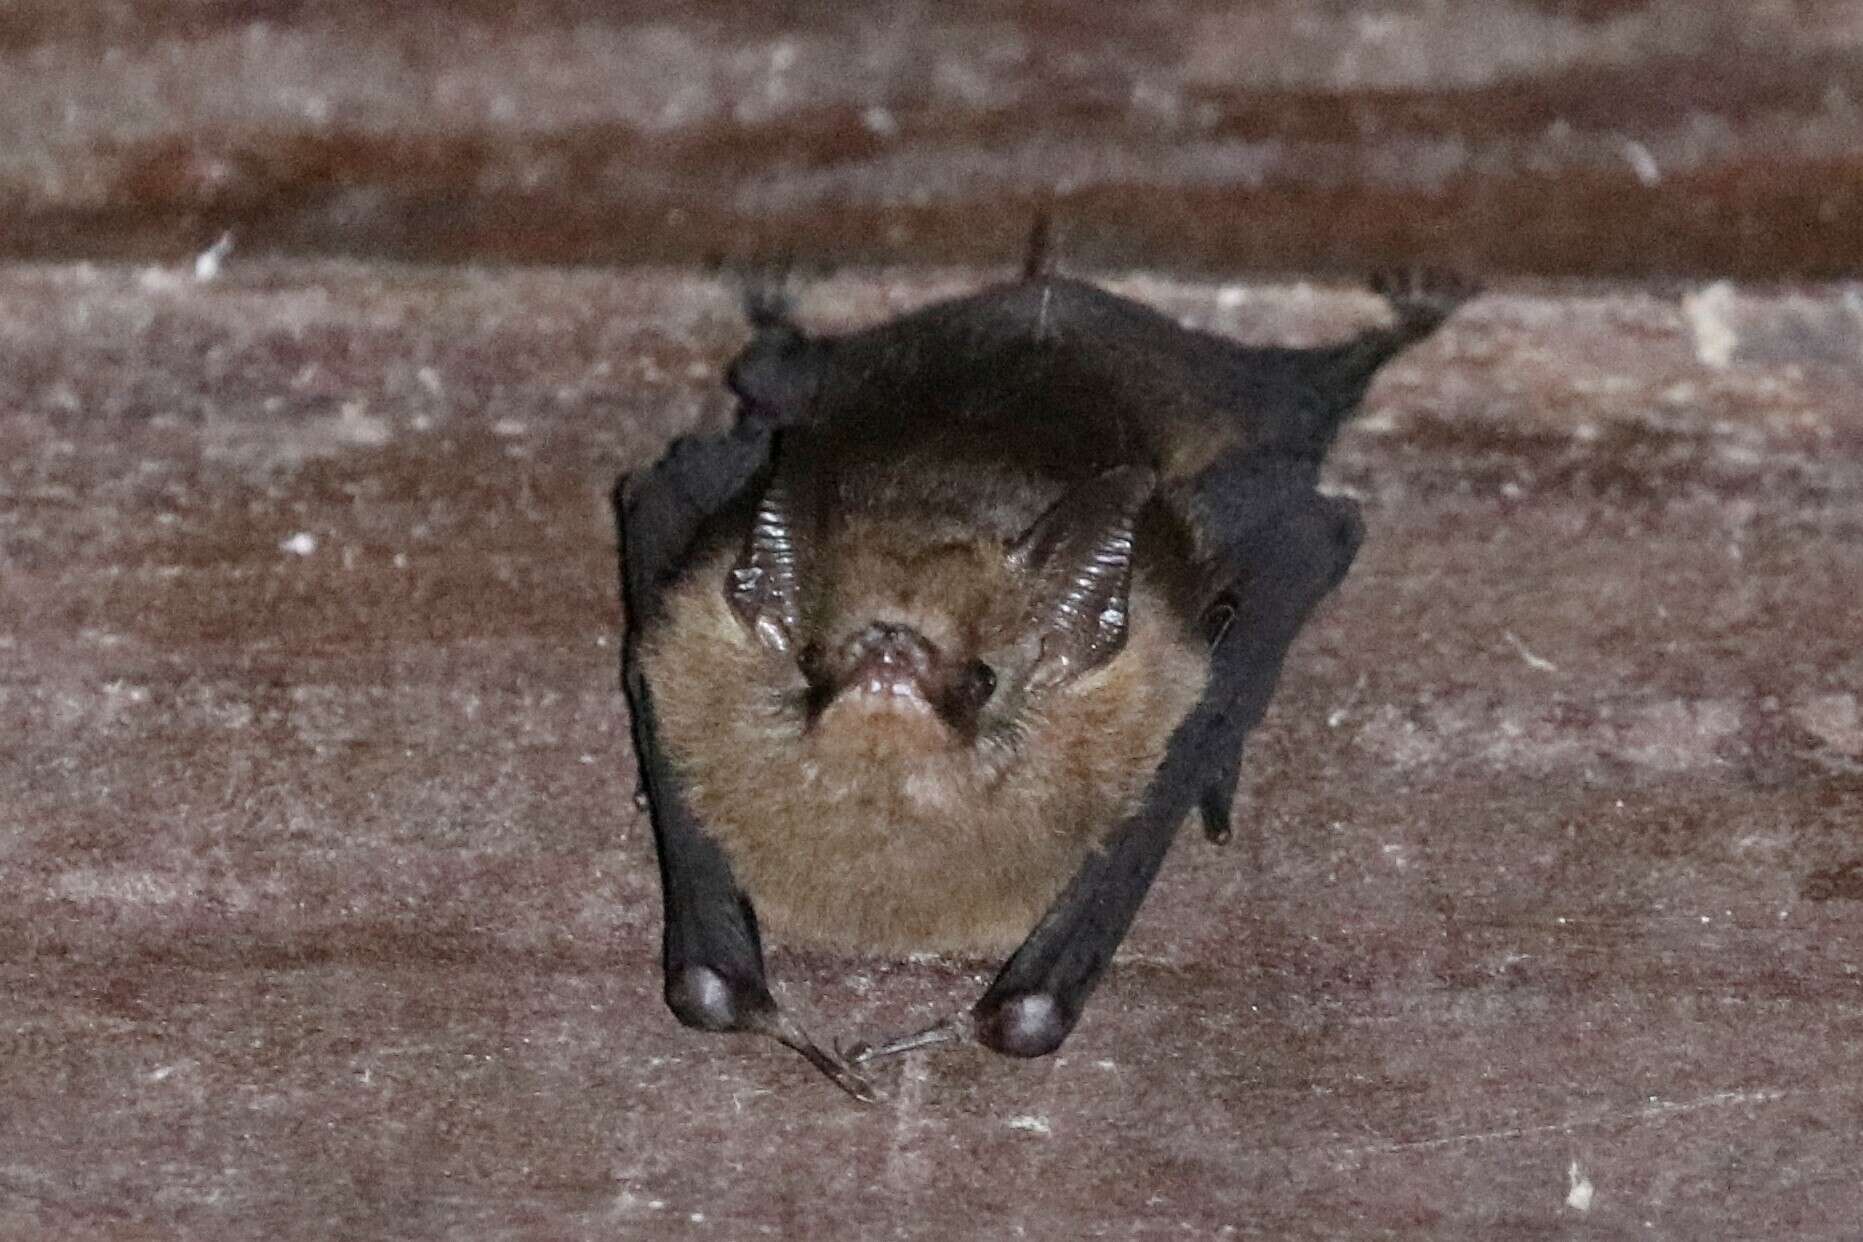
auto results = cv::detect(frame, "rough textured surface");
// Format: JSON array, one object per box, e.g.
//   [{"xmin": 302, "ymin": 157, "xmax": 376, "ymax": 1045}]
[
  {"xmin": 2, "ymin": 0, "xmax": 1861, "ymax": 275},
  {"xmin": 2, "ymin": 262, "xmax": 1859, "ymax": 1237}
]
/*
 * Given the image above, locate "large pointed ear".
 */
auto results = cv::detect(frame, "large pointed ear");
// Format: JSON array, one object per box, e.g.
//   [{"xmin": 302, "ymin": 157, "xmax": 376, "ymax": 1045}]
[
  {"xmin": 1009, "ymin": 466, "xmax": 1156, "ymax": 685},
  {"xmin": 726, "ymin": 476, "xmax": 804, "ymax": 653}
]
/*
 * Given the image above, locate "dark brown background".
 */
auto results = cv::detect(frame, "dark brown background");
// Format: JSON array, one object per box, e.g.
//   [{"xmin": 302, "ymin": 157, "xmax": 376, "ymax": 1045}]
[
  {"xmin": 2, "ymin": 0, "xmax": 1861, "ymax": 276},
  {"xmin": 2, "ymin": 3, "xmax": 1861, "ymax": 1239}
]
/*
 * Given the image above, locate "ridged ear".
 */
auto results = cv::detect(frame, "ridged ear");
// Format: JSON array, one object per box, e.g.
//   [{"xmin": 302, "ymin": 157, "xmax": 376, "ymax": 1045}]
[
  {"xmin": 727, "ymin": 476, "xmax": 803, "ymax": 653},
  {"xmin": 1009, "ymin": 465, "xmax": 1156, "ymax": 685}
]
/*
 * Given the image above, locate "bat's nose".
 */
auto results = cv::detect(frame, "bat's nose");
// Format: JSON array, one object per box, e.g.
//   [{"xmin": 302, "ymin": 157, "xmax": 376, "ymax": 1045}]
[
  {"xmin": 846, "ymin": 621, "xmax": 932, "ymax": 668},
  {"xmin": 853, "ymin": 620, "xmax": 919, "ymax": 652}
]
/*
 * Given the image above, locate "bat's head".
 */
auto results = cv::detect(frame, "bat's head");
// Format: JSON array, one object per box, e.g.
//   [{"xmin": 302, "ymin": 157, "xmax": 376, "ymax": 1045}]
[{"xmin": 724, "ymin": 465, "xmax": 1173, "ymax": 768}]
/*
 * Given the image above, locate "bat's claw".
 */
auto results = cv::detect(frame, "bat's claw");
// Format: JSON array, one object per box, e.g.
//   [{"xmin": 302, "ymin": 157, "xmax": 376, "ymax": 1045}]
[
  {"xmin": 758, "ymin": 1007, "xmax": 885, "ymax": 1102},
  {"xmin": 1196, "ymin": 721, "xmax": 1244, "ymax": 846},
  {"xmin": 1199, "ymin": 790, "xmax": 1234, "ymax": 845},
  {"xmin": 740, "ymin": 258, "xmax": 797, "ymax": 330},
  {"xmin": 789, "ymin": 1039, "xmax": 885, "ymax": 1104},
  {"xmin": 844, "ymin": 1012, "xmax": 977, "ymax": 1065}
]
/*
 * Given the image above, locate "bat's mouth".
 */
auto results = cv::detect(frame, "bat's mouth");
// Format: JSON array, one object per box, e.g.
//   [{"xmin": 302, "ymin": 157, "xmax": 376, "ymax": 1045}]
[
  {"xmin": 846, "ymin": 672, "xmax": 935, "ymax": 712},
  {"xmin": 810, "ymin": 622, "xmax": 943, "ymax": 723}
]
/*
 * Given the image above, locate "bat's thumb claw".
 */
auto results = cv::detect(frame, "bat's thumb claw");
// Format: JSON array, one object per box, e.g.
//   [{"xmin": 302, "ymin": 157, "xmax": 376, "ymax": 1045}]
[{"xmin": 1199, "ymin": 784, "xmax": 1235, "ymax": 844}]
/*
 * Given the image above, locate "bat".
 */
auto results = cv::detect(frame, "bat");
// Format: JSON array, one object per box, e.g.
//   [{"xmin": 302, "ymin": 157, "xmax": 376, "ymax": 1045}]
[{"xmin": 617, "ymin": 249, "xmax": 1474, "ymax": 1100}]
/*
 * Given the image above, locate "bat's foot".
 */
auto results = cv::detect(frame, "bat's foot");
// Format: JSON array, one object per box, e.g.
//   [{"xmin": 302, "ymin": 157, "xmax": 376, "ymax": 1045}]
[
  {"xmin": 741, "ymin": 259, "xmax": 797, "ymax": 330},
  {"xmin": 1369, "ymin": 267, "xmax": 1481, "ymax": 336},
  {"xmin": 667, "ymin": 965, "xmax": 882, "ymax": 1102},
  {"xmin": 844, "ymin": 1012, "xmax": 977, "ymax": 1065},
  {"xmin": 848, "ymin": 995, "xmax": 1075, "ymax": 1064},
  {"xmin": 763, "ymin": 1009, "xmax": 884, "ymax": 1104},
  {"xmin": 725, "ymin": 267, "xmax": 826, "ymax": 421},
  {"xmin": 845, "ymin": 987, "xmax": 1078, "ymax": 1065}
]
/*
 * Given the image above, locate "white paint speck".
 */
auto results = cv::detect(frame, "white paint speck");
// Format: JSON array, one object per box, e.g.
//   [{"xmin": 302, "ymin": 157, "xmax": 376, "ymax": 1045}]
[
  {"xmin": 1354, "ymin": 411, "xmax": 1399, "ymax": 435},
  {"xmin": 137, "ymin": 265, "xmax": 185, "ymax": 292},
  {"xmin": 279, "ymin": 532, "xmax": 318, "ymax": 556},
  {"xmin": 1503, "ymin": 631, "xmax": 1559, "ymax": 673},
  {"xmin": 1683, "ymin": 281, "xmax": 1740, "ymax": 369},
  {"xmin": 193, "ymin": 232, "xmax": 234, "ymax": 282},
  {"xmin": 1621, "ymin": 140, "xmax": 1660, "ymax": 187},
  {"xmin": 492, "ymin": 418, "xmax": 527, "ymax": 437},
  {"xmin": 1566, "ymin": 1160, "xmax": 1594, "ymax": 1211},
  {"xmin": 1007, "ymin": 1114, "xmax": 1052, "ymax": 1136}
]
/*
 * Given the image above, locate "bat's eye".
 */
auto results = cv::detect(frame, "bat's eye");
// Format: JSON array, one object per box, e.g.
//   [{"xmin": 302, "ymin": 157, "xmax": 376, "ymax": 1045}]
[{"xmin": 966, "ymin": 660, "xmax": 997, "ymax": 703}]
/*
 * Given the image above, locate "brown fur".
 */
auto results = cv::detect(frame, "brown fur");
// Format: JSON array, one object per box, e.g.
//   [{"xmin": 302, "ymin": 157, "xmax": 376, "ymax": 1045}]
[{"xmin": 642, "ymin": 531, "xmax": 1208, "ymax": 955}]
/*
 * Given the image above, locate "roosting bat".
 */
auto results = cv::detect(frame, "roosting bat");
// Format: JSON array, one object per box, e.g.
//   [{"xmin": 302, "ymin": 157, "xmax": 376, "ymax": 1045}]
[{"xmin": 618, "ymin": 257, "xmax": 1474, "ymax": 1100}]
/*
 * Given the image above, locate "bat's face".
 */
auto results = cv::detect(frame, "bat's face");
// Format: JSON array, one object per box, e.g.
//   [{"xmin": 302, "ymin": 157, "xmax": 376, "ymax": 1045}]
[
  {"xmin": 794, "ymin": 527, "xmax": 1040, "ymax": 777},
  {"xmin": 642, "ymin": 465, "xmax": 1208, "ymax": 950}
]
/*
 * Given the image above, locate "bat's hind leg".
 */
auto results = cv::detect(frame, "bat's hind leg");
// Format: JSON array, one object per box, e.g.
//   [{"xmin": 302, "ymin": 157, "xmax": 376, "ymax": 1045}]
[
  {"xmin": 1288, "ymin": 267, "xmax": 1480, "ymax": 458},
  {"xmin": 1372, "ymin": 266, "xmax": 1482, "ymax": 342}
]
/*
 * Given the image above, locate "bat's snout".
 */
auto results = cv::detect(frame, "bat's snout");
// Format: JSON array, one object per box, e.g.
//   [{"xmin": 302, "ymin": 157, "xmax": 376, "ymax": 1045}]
[{"xmin": 829, "ymin": 621, "xmax": 939, "ymax": 714}]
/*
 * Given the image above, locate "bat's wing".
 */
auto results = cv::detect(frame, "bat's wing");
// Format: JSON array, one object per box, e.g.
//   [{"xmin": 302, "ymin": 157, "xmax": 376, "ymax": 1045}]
[{"xmin": 617, "ymin": 296, "xmax": 877, "ymax": 1100}]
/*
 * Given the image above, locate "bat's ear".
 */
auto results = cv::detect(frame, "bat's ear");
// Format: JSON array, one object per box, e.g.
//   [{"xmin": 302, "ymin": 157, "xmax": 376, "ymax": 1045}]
[
  {"xmin": 1009, "ymin": 465, "xmax": 1156, "ymax": 685},
  {"xmin": 727, "ymin": 477, "xmax": 804, "ymax": 653}
]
